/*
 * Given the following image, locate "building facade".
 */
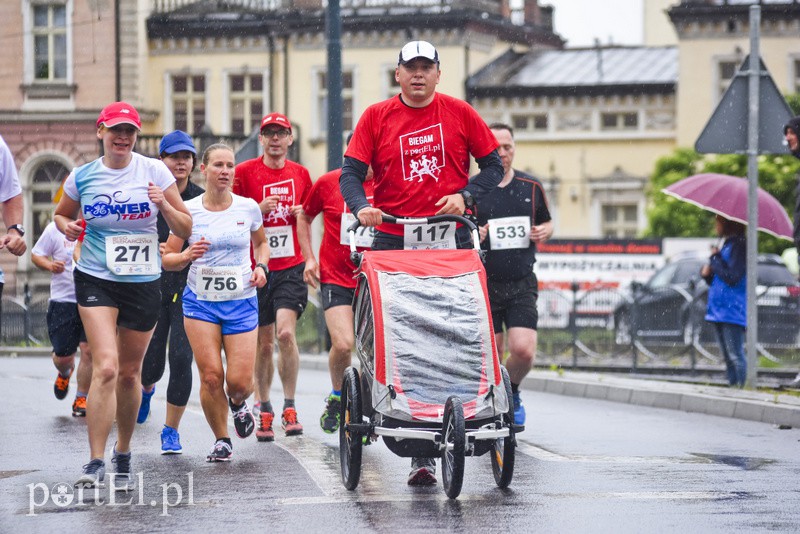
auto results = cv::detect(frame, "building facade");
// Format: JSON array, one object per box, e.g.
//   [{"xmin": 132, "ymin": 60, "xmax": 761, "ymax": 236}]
[{"xmin": 1, "ymin": 0, "xmax": 799, "ymax": 297}]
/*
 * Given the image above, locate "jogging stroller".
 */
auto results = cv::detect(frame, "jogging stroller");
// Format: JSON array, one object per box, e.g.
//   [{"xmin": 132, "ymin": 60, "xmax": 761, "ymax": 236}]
[{"xmin": 339, "ymin": 214, "xmax": 521, "ymax": 499}]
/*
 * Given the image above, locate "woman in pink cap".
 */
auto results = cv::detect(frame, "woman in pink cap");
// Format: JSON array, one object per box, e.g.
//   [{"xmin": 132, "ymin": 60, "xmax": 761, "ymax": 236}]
[{"xmin": 54, "ymin": 102, "xmax": 192, "ymax": 490}]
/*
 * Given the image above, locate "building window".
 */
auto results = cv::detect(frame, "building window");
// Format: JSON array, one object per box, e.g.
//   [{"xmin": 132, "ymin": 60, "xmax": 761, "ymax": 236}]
[
  {"xmin": 314, "ymin": 69, "xmax": 354, "ymax": 136},
  {"xmin": 718, "ymin": 60, "xmax": 737, "ymax": 96},
  {"xmin": 31, "ymin": 160, "xmax": 70, "ymax": 243},
  {"xmin": 601, "ymin": 205, "xmax": 638, "ymax": 238},
  {"xmin": 32, "ymin": 3, "xmax": 67, "ymax": 81},
  {"xmin": 229, "ymin": 73, "xmax": 263, "ymax": 135},
  {"xmin": 600, "ymin": 112, "xmax": 638, "ymax": 131},
  {"xmin": 512, "ymin": 113, "xmax": 548, "ymax": 133},
  {"xmin": 172, "ymin": 74, "xmax": 206, "ymax": 134},
  {"xmin": 384, "ymin": 67, "xmax": 401, "ymax": 100},
  {"xmin": 794, "ymin": 58, "xmax": 800, "ymax": 93}
]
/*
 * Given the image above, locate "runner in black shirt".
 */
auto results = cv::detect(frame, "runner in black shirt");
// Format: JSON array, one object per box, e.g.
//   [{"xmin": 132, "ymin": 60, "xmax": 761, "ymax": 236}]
[{"xmin": 474, "ymin": 123, "xmax": 553, "ymax": 426}]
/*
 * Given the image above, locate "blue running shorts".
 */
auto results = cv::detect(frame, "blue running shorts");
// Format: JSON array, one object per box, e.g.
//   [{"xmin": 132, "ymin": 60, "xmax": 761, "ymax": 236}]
[{"xmin": 182, "ymin": 287, "xmax": 258, "ymax": 335}]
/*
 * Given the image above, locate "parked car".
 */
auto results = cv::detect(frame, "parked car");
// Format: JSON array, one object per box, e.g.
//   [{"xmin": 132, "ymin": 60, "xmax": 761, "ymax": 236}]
[{"xmin": 613, "ymin": 253, "xmax": 800, "ymax": 347}]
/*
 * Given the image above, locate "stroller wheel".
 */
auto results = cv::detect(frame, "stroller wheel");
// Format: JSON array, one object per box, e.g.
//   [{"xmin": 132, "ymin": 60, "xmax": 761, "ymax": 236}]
[
  {"xmin": 340, "ymin": 366, "xmax": 363, "ymax": 490},
  {"xmin": 491, "ymin": 366, "xmax": 516, "ymax": 489},
  {"xmin": 441, "ymin": 395, "xmax": 465, "ymax": 499}
]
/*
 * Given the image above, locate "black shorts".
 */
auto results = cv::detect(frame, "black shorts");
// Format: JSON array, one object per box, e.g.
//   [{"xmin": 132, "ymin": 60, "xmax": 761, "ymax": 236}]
[
  {"xmin": 73, "ymin": 269, "xmax": 161, "ymax": 332},
  {"xmin": 320, "ymin": 283, "xmax": 355, "ymax": 310},
  {"xmin": 257, "ymin": 263, "xmax": 308, "ymax": 326},
  {"xmin": 47, "ymin": 301, "xmax": 87, "ymax": 356},
  {"xmin": 487, "ymin": 275, "xmax": 539, "ymax": 332}
]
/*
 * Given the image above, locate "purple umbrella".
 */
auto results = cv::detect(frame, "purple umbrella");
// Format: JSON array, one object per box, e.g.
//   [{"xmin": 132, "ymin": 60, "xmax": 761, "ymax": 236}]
[{"xmin": 662, "ymin": 173, "xmax": 793, "ymax": 241}]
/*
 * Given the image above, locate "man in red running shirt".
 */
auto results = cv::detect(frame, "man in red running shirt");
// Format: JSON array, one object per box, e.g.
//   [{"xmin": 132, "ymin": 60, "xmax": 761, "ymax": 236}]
[
  {"xmin": 298, "ymin": 140, "xmax": 374, "ymax": 434},
  {"xmin": 339, "ymin": 41, "xmax": 504, "ymax": 485},
  {"xmin": 234, "ymin": 113, "xmax": 312, "ymax": 441}
]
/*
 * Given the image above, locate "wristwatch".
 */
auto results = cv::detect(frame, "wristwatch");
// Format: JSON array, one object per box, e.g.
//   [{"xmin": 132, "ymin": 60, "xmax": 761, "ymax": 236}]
[
  {"xmin": 256, "ymin": 263, "xmax": 269, "ymax": 275},
  {"xmin": 459, "ymin": 190, "xmax": 475, "ymax": 209},
  {"xmin": 7, "ymin": 224, "xmax": 25, "ymax": 237}
]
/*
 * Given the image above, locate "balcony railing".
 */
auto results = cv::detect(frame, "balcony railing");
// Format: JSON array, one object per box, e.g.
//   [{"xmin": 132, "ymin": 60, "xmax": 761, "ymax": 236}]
[{"xmin": 151, "ymin": 0, "xmax": 503, "ymax": 15}]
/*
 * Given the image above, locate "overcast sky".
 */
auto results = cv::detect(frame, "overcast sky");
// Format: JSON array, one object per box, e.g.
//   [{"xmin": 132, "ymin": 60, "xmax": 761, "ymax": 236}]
[{"xmin": 544, "ymin": 0, "xmax": 645, "ymax": 47}]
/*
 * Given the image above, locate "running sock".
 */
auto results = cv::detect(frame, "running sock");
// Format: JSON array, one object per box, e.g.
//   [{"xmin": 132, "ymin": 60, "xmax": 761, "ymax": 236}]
[
  {"xmin": 229, "ymin": 399, "xmax": 245, "ymax": 412},
  {"xmin": 331, "ymin": 389, "xmax": 341, "ymax": 398},
  {"xmin": 76, "ymin": 392, "xmax": 87, "ymax": 398},
  {"xmin": 283, "ymin": 399, "xmax": 295, "ymax": 410},
  {"xmin": 260, "ymin": 401, "xmax": 273, "ymax": 413},
  {"xmin": 219, "ymin": 437, "xmax": 232, "ymax": 447},
  {"xmin": 511, "ymin": 382, "xmax": 520, "ymax": 394}
]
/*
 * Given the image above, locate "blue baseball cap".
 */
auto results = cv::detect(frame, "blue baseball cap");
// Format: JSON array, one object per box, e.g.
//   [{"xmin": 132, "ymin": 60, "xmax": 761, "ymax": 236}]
[{"xmin": 159, "ymin": 130, "xmax": 196, "ymax": 155}]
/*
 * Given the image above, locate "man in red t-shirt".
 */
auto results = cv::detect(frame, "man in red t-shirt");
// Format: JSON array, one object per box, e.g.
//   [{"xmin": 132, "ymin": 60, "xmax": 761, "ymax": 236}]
[
  {"xmin": 234, "ymin": 112, "xmax": 312, "ymax": 441},
  {"xmin": 339, "ymin": 40, "xmax": 504, "ymax": 485},
  {"xmin": 299, "ymin": 154, "xmax": 374, "ymax": 434}
]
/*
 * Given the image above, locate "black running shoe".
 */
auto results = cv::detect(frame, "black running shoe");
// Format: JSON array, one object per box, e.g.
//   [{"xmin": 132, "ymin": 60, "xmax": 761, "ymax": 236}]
[
  {"xmin": 229, "ymin": 399, "xmax": 255, "ymax": 438},
  {"xmin": 75, "ymin": 459, "xmax": 106, "ymax": 488},
  {"xmin": 54, "ymin": 368, "xmax": 73, "ymax": 400},
  {"xmin": 320, "ymin": 394, "xmax": 341, "ymax": 434},
  {"xmin": 111, "ymin": 447, "xmax": 136, "ymax": 492},
  {"xmin": 206, "ymin": 440, "xmax": 233, "ymax": 462}
]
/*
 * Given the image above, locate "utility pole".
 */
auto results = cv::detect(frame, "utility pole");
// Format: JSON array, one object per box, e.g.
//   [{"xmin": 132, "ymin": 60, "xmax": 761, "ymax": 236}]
[{"xmin": 326, "ymin": 0, "xmax": 343, "ymax": 171}]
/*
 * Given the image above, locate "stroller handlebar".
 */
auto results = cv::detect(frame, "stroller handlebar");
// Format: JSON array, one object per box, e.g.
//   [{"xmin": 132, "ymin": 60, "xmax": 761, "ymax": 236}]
[{"xmin": 348, "ymin": 213, "xmax": 483, "ymax": 264}]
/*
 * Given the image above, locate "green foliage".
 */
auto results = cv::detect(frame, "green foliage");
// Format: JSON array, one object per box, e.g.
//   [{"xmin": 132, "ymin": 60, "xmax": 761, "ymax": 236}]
[
  {"xmin": 644, "ymin": 147, "xmax": 800, "ymax": 254},
  {"xmin": 785, "ymin": 93, "xmax": 800, "ymax": 115}
]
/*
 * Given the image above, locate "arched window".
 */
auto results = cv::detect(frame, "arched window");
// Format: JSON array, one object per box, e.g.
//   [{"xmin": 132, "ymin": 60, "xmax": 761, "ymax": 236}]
[{"xmin": 31, "ymin": 160, "xmax": 70, "ymax": 243}]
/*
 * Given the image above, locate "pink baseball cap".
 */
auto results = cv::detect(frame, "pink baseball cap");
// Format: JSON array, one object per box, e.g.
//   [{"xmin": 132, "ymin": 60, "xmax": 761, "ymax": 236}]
[
  {"xmin": 260, "ymin": 113, "xmax": 292, "ymax": 132},
  {"xmin": 96, "ymin": 102, "xmax": 142, "ymax": 129}
]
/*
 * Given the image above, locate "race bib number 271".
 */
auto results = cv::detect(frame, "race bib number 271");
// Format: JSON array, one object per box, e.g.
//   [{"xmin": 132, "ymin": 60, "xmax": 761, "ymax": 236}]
[{"xmin": 105, "ymin": 234, "xmax": 158, "ymax": 275}]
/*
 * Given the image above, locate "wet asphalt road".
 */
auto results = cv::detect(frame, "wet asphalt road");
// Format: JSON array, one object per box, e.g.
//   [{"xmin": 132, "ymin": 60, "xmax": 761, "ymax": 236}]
[{"xmin": 2, "ymin": 356, "xmax": 800, "ymax": 533}]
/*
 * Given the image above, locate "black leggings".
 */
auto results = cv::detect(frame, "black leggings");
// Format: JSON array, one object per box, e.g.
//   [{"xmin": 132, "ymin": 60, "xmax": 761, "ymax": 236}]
[{"xmin": 141, "ymin": 290, "xmax": 193, "ymax": 406}]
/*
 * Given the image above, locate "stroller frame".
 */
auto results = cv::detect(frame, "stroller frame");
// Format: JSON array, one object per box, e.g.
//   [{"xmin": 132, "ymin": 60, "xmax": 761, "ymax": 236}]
[{"xmin": 339, "ymin": 214, "xmax": 521, "ymax": 499}]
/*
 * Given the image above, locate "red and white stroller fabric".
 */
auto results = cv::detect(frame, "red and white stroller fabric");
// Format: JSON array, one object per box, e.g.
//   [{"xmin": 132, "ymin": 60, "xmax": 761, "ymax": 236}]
[{"xmin": 355, "ymin": 248, "xmax": 508, "ymax": 422}]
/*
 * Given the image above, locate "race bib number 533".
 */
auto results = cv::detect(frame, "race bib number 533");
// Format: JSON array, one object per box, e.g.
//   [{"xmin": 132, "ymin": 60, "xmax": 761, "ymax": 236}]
[
  {"xmin": 488, "ymin": 216, "xmax": 530, "ymax": 250},
  {"xmin": 105, "ymin": 234, "xmax": 158, "ymax": 275}
]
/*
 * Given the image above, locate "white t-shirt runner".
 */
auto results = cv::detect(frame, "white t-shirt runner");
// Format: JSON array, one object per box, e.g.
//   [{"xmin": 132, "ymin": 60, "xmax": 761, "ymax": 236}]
[
  {"xmin": 63, "ymin": 152, "xmax": 176, "ymax": 283},
  {"xmin": 182, "ymin": 194, "xmax": 263, "ymax": 301},
  {"xmin": 31, "ymin": 221, "xmax": 77, "ymax": 302}
]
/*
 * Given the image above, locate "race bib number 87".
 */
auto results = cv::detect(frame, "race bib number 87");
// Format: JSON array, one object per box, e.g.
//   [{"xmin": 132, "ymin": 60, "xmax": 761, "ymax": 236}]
[
  {"xmin": 105, "ymin": 234, "xmax": 158, "ymax": 275},
  {"xmin": 265, "ymin": 226, "xmax": 293, "ymax": 258}
]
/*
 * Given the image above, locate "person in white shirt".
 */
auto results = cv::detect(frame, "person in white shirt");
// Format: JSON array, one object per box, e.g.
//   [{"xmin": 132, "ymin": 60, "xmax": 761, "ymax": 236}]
[
  {"xmin": 54, "ymin": 102, "xmax": 192, "ymax": 490},
  {"xmin": 0, "ymin": 134, "xmax": 27, "ymax": 339},
  {"xmin": 162, "ymin": 143, "xmax": 269, "ymax": 462},
  {"xmin": 31, "ymin": 221, "xmax": 93, "ymax": 416}
]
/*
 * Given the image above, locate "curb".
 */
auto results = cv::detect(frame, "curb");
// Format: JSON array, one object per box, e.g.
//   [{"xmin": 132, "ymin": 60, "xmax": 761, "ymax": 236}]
[{"xmin": 523, "ymin": 372, "xmax": 800, "ymax": 428}]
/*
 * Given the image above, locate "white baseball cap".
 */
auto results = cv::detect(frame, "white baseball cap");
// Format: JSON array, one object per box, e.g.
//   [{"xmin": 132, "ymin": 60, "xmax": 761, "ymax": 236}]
[{"xmin": 398, "ymin": 40, "xmax": 439, "ymax": 66}]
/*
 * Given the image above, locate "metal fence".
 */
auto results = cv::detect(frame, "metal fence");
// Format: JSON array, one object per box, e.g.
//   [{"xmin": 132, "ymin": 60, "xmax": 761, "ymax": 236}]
[
  {"xmin": 535, "ymin": 282, "xmax": 800, "ymax": 371},
  {"xmin": 4, "ymin": 282, "xmax": 799, "ymax": 374}
]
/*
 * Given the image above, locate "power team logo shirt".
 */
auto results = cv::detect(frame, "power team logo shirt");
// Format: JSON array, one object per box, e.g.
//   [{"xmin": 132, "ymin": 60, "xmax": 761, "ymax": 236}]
[{"xmin": 64, "ymin": 152, "xmax": 176, "ymax": 283}]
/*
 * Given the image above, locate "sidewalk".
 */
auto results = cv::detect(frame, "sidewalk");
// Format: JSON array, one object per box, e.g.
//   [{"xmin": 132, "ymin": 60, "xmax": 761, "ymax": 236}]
[{"xmin": 4, "ymin": 347, "xmax": 799, "ymax": 428}]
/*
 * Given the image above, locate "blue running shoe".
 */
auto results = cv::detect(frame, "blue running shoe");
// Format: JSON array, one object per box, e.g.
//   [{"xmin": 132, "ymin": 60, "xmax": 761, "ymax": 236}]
[
  {"xmin": 161, "ymin": 425, "xmax": 183, "ymax": 455},
  {"xmin": 137, "ymin": 386, "xmax": 155, "ymax": 424},
  {"xmin": 512, "ymin": 392, "xmax": 526, "ymax": 426}
]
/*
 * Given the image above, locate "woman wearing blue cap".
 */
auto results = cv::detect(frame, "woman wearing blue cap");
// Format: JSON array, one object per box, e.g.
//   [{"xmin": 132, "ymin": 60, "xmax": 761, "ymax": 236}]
[{"xmin": 137, "ymin": 131, "xmax": 205, "ymax": 454}]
